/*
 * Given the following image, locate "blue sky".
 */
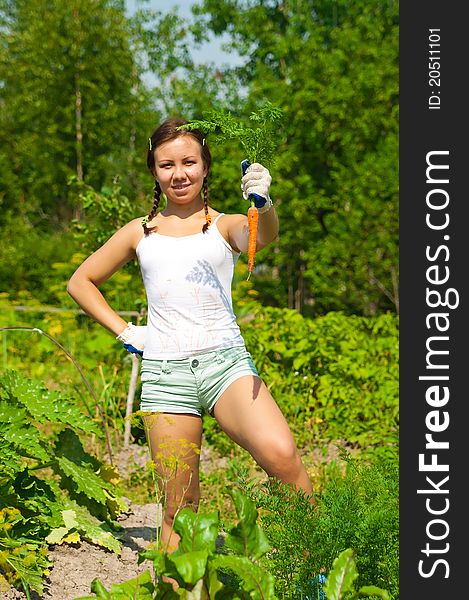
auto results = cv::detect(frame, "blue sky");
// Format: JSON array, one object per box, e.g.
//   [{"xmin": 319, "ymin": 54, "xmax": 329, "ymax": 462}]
[{"xmin": 125, "ymin": 0, "xmax": 242, "ymax": 66}]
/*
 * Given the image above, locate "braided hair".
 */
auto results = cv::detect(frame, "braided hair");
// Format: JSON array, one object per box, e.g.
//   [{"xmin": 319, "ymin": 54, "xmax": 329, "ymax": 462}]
[
  {"xmin": 142, "ymin": 179, "xmax": 162, "ymax": 236},
  {"xmin": 144, "ymin": 117, "xmax": 212, "ymax": 235},
  {"xmin": 202, "ymin": 176, "xmax": 212, "ymax": 233}
]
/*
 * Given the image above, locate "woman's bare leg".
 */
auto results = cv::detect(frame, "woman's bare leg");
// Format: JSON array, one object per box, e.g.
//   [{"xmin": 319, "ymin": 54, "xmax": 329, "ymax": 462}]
[
  {"xmin": 143, "ymin": 413, "xmax": 203, "ymax": 553},
  {"xmin": 212, "ymin": 376, "xmax": 313, "ymax": 496}
]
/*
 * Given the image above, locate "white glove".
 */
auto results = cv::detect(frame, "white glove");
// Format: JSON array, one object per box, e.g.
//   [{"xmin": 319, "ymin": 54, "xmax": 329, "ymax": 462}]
[
  {"xmin": 116, "ymin": 322, "xmax": 147, "ymax": 356},
  {"xmin": 241, "ymin": 163, "xmax": 272, "ymax": 209}
]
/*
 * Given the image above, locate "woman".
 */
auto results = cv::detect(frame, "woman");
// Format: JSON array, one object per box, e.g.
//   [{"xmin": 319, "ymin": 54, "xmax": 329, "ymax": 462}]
[{"xmin": 67, "ymin": 116, "xmax": 313, "ymax": 553}]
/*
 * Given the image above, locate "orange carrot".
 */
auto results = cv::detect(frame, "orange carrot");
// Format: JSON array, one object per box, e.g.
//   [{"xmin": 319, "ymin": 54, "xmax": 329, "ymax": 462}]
[{"xmin": 247, "ymin": 202, "xmax": 259, "ymax": 279}]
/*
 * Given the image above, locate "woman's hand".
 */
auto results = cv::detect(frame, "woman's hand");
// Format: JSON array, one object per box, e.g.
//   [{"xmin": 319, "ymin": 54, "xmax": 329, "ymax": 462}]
[
  {"xmin": 241, "ymin": 162, "xmax": 272, "ymax": 208},
  {"xmin": 116, "ymin": 323, "xmax": 147, "ymax": 356}
]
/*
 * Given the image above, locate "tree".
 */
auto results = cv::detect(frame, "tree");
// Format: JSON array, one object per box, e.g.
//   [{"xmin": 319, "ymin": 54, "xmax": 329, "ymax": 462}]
[
  {"xmin": 191, "ymin": 0, "xmax": 399, "ymax": 315},
  {"xmin": 0, "ymin": 0, "xmax": 152, "ymax": 226},
  {"xmin": 132, "ymin": 4, "xmax": 246, "ymax": 118}
]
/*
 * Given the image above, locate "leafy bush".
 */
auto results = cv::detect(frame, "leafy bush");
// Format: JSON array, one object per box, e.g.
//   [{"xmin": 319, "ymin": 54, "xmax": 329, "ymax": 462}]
[
  {"xmin": 238, "ymin": 449, "xmax": 399, "ymax": 600},
  {"xmin": 0, "ymin": 305, "xmax": 143, "ymax": 453},
  {"xmin": 70, "ymin": 175, "xmax": 145, "ymax": 257},
  {"xmin": 0, "ymin": 371, "xmax": 127, "ymax": 596},
  {"xmin": 0, "ymin": 219, "xmax": 77, "ymax": 307},
  {"xmin": 242, "ymin": 307, "xmax": 398, "ymax": 450},
  {"xmin": 3, "ymin": 300, "xmax": 398, "ymax": 462},
  {"xmin": 202, "ymin": 308, "xmax": 398, "ymax": 459}
]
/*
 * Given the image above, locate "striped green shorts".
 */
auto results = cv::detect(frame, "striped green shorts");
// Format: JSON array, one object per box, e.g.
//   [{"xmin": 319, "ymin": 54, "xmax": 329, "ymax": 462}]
[{"xmin": 140, "ymin": 345, "xmax": 259, "ymax": 417}]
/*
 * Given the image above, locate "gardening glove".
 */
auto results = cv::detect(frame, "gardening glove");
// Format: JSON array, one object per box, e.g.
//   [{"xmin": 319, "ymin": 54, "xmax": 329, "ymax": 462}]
[
  {"xmin": 241, "ymin": 160, "xmax": 272, "ymax": 210},
  {"xmin": 116, "ymin": 322, "xmax": 147, "ymax": 356}
]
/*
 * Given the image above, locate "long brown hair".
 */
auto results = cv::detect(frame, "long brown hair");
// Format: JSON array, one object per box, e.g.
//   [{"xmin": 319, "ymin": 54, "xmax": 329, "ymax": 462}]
[{"xmin": 143, "ymin": 117, "xmax": 212, "ymax": 235}]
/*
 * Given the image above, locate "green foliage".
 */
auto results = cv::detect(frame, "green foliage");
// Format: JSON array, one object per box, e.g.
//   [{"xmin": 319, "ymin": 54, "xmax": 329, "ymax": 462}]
[
  {"xmin": 0, "ymin": 218, "xmax": 78, "ymax": 306},
  {"xmin": 193, "ymin": 0, "xmax": 398, "ymax": 316},
  {"xmin": 2, "ymin": 292, "xmax": 397, "ymax": 479},
  {"xmin": 70, "ymin": 175, "xmax": 148, "ymax": 254},
  {"xmin": 1, "ymin": 168, "xmax": 149, "ymax": 373},
  {"xmin": 76, "ymin": 484, "xmax": 393, "ymax": 600},
  {"xmin": 238, "ymin": 450, "xmax": 398, "ymax": 600},
  {"xmin": 203, "ymin": 308, "xmax": 398, "ymax": 455},
  {"xmin": 180, "ymin": 102, "xmax": 284, "ymax": 168},
  {"xmin": 0, "ymin": 0, "xmax": 153, "ymax": 223},
  {"xmin": 323, "ymin": 548, "xmax": 390, "ymax": 600},
  {"xmin": 224, "ymin": 488, "xmax": 271, "ymax": 561},
  {"xmin": 133, "ymin": 5, "xmax": 245, "ymax": 118},
  {"xmin": 0, "ymin": 370, "xmax": 127, "ymax": 594},
  {"xmin": 69, "ymin": 176, "xmax": 148, "ymax": 312},
  {"xmin": 0, "ymin": 304, "xmax": 146, "ymax": 459},
  {"xmin": 77, "ymin": 488, "xmax": 275, "ymax": 599},
  {"xmin": 0, "ymin": 507, "xmax": 52, "ymax": 596}
]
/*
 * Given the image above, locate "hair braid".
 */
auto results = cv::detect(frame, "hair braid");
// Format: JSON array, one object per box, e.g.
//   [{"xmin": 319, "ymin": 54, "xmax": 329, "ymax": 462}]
[
  {"xmin": 142, "ymin": 180, "xmax": 161, "ymax": 235},
  {"xmin": 202, "ymin": 177, "xmax": 211, "ymax": 233}
]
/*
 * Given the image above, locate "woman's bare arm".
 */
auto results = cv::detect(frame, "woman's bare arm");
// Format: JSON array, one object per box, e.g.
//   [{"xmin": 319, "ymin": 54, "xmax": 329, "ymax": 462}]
[{"xmin": 67, "ymin": 218, "xmax": 144, "ymax": 336}]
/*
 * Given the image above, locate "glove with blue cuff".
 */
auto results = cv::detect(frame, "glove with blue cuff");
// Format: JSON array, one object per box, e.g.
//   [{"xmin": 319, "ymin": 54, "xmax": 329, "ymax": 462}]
[
  {"xmin": 116, "ymin": 322, "xmax": 147, "ymax": 356},
  {"xmin": 241, "ymin": 160, "xmax": 273, "ymax": 213}
]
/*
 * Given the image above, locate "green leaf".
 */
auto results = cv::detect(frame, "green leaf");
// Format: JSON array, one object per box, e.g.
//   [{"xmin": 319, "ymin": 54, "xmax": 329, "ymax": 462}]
[
  {"xmin": 62, "ymin": 508, "xmax": 79, "ymax": 529},
  {"xmin": 224, "ymin": 488, "xmax": 271, "ymax": 560},
  {"xmin": 45, "ymin": 509, "xmax": 81, "ymax": 544},
  {"xmin": 323, "ymin": 548, "xmax": 359, "ymax": 600},
  {"xmin": 55, "ymin": 428, "xmax": 101, "ymax": 471},
  {"xmin": 212, "ymin": 555, "xmax": 275, "ymax": 600},
  {"xmin": 1, "ymin": 548, "xmax": 48, "ymax": 595},
  {"xmin": 206, "ymin": 562, "xmax": 225, "ymax": 599},
  {"xmin": 171, "ymin": 550, "xmax": 209, "ymax": 586},
  {"xmin": 293, "ymin": 355, "xmax": 310, "ymax": 370},
  {"xmin": 56, "ymin": 455, "xmax": 108, "ymax": 505},
  {"xmin": 173, "ymin": 508, "xmax": 219, "ymax": 554},
  {"xmin": 358, "ymin": 585, "xmax": 390, "ymax": 599},
  {"xmin": 0, "ymin": 402, "xmax": 49, "ymax": 462},
  {"xmin": 90, "ymin": 577, "xmax": 112, "ymax": 599},
  {"xmin": 137, "ymin": 547, "xmax": 161, "ymax": 565},
  {"xmin": 0, "ymin": 370, "xmax": 100, "ymax": 435},
  {"xmin": 0, "ymin": 443, "xmax": 23, "ymax": 478},
  {"xmin": 179, "ymin": 103, "xmax": 283, "ymax": 167},
  {"xmin": 138, "ymin": 548, "xmax": 181, "ymax": 585},
  {"xmin": 61, "ymin": 500, "xmax": 122, "ymax": 554},
  {"xmin": 45, "ymin": 526, "xmax": 71, "ymax": 545},
  {"xmin": 11, "ymin": 470, "xmax": 64, "ymax": 529},
  {"xmin": 179, "ymin": 578, "xmax": 208, "ymax": 600},
  {"xmin": 109, "ymin": 570, "xmax": 155, "ymax": 599}
]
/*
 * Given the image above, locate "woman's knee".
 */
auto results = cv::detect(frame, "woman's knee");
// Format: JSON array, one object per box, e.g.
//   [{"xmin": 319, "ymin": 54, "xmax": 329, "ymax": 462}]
[{"xmin": 257, "ymin": 436, "xmax": 301, "ymax": 475}]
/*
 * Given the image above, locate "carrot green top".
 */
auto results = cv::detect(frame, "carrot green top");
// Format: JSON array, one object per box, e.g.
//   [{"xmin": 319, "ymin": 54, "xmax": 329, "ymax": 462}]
[{"xmin": 178, "ymin": 101, "xmax": 284, "ymax": 169}]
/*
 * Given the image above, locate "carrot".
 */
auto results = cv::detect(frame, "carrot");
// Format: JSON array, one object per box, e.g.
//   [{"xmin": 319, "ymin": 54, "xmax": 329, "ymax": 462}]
[{"xmin": 247, "ymin": 202, "xmax": 259, "ymax": 279}]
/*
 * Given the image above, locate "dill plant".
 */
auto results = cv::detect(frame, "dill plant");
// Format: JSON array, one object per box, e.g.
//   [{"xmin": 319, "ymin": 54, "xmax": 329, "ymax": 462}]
[{"xmin": 237, "ymin": 448, "xmax": 399, "ymax": 600}]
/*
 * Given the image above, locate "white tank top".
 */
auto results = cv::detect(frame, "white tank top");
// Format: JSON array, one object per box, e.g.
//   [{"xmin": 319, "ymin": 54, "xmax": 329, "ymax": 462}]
[{"xmin": 136, "ymin": 214, "xmax": 245, "ymax": 359}]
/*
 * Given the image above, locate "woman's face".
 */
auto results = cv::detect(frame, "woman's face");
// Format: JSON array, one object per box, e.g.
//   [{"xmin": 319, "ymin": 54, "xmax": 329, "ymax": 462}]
[{"xmin": 154, "ymin": 136, "xmax": 207, "ymax": 206}]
